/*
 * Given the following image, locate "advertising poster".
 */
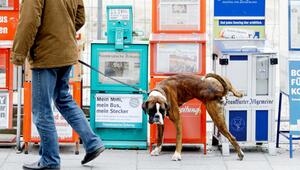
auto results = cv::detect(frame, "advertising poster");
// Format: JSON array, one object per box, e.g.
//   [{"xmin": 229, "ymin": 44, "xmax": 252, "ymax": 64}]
[
  {"xmin": 0, "ymin": 92, "xmax": 9, "ymax": 129},
  {"xmin": 31, "ymin": 87, "xmax": 74, "ymax": 139},
  {"xmin": 214, "ymin": 0, "xmax": 265, "ymax": 17},
  {"xmin": 95, "ymin": 93, "xmax": 143, "ymax": 128},
  {"xmin": 99, "ymin": 52, "xmax": 140, "ymax": 85},
  {"xmin": 156, "ymin": 43, "xmax": 200, "ymax": 73},
  {"xmin": 214, "ymin": 19, "xmax": 265, "ymax": 39},
  {"xmin": 159, "ymin": 0, "xmax": 200, "ymax": 30},
  {"xmin": 0, "ymin": 11, "xmax": 19, "ymax": 40},
  {"xmin": 289, "ymin": 60, "xmax": 300, "ymax": 135},
  {"xmin": 31, "ymin": 102, "xmax": 73, "ymax": 139},
  {"xmin": 289, "ymin": 1, "xmax": 300, "ymax": 49}
]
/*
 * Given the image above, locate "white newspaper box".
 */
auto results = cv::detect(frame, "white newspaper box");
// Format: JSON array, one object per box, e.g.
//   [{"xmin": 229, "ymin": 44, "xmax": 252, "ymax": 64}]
[{"xmin": 213, "ymin": 40, "xmax": 278, "ymax": 155}]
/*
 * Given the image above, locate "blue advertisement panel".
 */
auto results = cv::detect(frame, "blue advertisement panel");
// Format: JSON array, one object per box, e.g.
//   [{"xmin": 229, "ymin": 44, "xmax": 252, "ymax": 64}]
[
  {"xmin": 289, "ymin": 60, "xmax": 300, "ymax": 135},
  {"xmin": 214, "ymin": 0, "xmax": 265, "ymax": 17}
]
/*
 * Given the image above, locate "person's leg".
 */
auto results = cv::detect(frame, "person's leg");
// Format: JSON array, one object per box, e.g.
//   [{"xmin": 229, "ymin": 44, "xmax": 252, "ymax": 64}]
[
  {"xmin": 31, "ymin": 68, "xmax": 60, "ymax": 167},
  {"xmin": 53, "ymin": 66, "xmax": 103, "ymax": 153}
]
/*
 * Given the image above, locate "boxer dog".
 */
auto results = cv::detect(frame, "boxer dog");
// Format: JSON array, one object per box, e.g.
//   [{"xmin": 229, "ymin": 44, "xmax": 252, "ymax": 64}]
[{"xmin": 142, "ymin": 73, "xmax": 244, "ymax": 161}]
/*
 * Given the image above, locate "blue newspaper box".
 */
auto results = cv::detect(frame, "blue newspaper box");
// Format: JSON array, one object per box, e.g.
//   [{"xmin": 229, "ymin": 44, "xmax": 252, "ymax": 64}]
[{"xmin": 90, "ymin": 6, "xmax": 148, "ymax": 149}]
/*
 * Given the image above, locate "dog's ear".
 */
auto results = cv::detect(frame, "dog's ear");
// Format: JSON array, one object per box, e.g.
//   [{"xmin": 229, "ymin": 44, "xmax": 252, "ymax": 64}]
[
  {"xmin": 165, "ymin": 102, "xmax": 170, "ymax": 111},
  {"xmin": 142, "ymin": 101, "xmax": 149, "ymax": 114}
]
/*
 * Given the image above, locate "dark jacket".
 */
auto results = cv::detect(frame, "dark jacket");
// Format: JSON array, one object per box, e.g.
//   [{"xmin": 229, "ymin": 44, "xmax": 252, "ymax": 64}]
[{"xmin": 11, "ymin": 0, "xmax": 85, "ymax": 68}]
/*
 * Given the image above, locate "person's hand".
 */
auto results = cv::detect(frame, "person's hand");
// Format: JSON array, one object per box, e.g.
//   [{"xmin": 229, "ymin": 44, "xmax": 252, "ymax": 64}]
[{"xmin": 10, "ymin": 53, "xmax": 25, "ymax": 66}]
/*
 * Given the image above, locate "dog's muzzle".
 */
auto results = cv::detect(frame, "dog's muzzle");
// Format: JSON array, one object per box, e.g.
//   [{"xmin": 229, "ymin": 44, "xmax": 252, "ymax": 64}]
[{"xmin": 149, "ymin": 113, "xmax": 164, "ymax": 125}]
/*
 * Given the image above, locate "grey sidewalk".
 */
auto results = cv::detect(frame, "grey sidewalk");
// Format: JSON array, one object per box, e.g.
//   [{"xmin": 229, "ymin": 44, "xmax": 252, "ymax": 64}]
[{"xmin": 1, "ymin": 144, "xmax": 300, "ymax": 170}]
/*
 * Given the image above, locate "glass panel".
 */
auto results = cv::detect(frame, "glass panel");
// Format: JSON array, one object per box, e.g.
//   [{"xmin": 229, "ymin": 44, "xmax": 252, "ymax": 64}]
[
  {"xmin": 290, "ymin": 1, "xmax": 300, "ymax": 49},
  {"xmin": 228, "ymin": 55, "xmax": 248, "ymax": 96},
  {"xmin": 256, "ymin": 56, "xmax": 269, "ymax": 95},
  {"xmin": 159, "ymin": 0, "xmax": 200, "ymax": 31},
  {"xmin": 0, "ymin": 51, "xmax": 6, "ymax": 88},
  {"xmin": 0, "ymin": 0, "xmax": 14, "ymax": 10},
  {"xmin": 156, "ymin": 43, "xmax": 200, "ymax": 74},
  {"xmin": 99, "ymin": 52, "xmax": 140, "ymax": 85}
]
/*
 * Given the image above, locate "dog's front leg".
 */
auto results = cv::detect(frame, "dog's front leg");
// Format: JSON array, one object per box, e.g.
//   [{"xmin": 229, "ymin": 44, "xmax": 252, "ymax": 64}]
[
  {"xmin": 151, "ymin": 124, "xmax": 164, "ymax": 156},
  {"xmin": 172, "ymin": 117, "xmax": 182, "ymax": 161}
]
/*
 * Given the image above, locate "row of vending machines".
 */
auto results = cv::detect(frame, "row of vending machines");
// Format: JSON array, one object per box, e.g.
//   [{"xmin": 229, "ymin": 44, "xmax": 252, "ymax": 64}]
[
  {"xmin": 2, "ymin": 0, "xmax": 298, "ymax": 158},
  {"xmin": 88, "ymin": 0, "xmax": 278, "ymax": 156},
  {"xmin": 88, "ymin": 1, "xmax": 208, "ymax": 151}
]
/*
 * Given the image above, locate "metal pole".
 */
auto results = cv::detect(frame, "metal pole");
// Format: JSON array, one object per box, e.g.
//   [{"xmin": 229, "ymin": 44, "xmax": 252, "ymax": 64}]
[
  {"xmin": 16, "ymin": 66, "xmax": 22, "ymax": 152},
  {"xmin": 276, "ymin": 92, "xmax": 282, "ymax": 148},
  {"xmin": 97, "ymin": 0, "xmax": 102, "ymax": 40}
]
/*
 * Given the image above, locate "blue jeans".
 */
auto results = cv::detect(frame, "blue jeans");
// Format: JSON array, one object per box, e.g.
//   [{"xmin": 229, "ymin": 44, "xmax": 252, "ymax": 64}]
[{"xmin": 32, "ymin": 66, "xmax": 103, "ymax": 167}]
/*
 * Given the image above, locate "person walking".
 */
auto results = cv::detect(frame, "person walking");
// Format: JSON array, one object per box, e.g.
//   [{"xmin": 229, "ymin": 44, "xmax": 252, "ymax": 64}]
[{"xmin": 11, "ymin": 0, "xmax": 105, "ymax": 169}]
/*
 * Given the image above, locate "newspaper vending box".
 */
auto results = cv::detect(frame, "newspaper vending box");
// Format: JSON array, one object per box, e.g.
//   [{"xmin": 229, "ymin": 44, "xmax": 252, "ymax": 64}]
[
  {"xmin": 213, "ymin": 40, "xmax": 278, "ymax": 155},
  {"xmin": 90, "ymin": 6, "xmax": 148, "ymax": 149}
]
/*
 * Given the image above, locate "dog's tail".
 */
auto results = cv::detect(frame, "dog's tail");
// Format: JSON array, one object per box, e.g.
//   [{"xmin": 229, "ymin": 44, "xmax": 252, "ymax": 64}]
[
  {"xmin": 206, "ymin": 73, "xmax": 229, "ymax": 96},
  {"xmin": 205, "ymin": 73, "xmax": 243, "ymax": 98}
]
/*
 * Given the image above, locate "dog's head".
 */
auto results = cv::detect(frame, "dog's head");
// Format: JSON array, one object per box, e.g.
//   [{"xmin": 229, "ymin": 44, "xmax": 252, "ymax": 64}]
[{"xmin": 142, "ymin": 91, "xmax": 169, "ymax": 125}]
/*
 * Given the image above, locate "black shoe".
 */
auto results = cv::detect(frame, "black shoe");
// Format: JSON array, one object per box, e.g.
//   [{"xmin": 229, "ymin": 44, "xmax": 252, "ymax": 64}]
[
  {"xmin": 81, "ymin": 146, "xmax": 105, "ymax": 165},
  {"xmin": 22, "ymin": 161, "xmax": 60, "ymax": 170}
]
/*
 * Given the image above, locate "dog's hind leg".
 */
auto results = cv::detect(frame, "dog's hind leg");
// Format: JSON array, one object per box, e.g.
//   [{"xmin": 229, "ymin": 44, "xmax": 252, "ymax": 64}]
[
  {"xmin": 206, "ymin": 100, "xmax": 244, "ymax": 160},
  {"xmin": 151, "ymin": 125, "xmax": 164, "ymax": 156}
]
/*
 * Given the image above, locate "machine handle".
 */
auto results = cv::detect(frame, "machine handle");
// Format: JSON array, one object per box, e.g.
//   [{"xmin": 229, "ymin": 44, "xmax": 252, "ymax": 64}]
[
  {"xmin": 241, "ymin": 46, "xmax": 258, "ymax": 52},
  {"xmin": 270, "ymin": 58, "xmax": 278, "ymax": 65}
]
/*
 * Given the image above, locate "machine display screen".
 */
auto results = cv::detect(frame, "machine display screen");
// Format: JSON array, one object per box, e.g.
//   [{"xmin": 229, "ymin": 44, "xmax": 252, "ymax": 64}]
[
  {"xmin": 109, "ymin": 8, "xmax": 130, "ymax": 21},
  {"xmin": 99, "ymin": 52, "xmax": 140, "ymax": 85}
]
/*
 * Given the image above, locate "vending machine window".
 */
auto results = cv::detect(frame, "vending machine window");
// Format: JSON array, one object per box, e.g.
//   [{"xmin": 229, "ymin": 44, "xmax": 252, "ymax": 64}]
[
  {"xmin": 155, "ymin": 43, "xmax": 201, "ymax": 74},
  {"xmin": 227, "ymin": 55, "xmax": 249, "ymax": 96},
  {"xmin": 159, "ymin": 0, "xmax": 200, "ymax": 31},
  {"xmin": 0, "ymin": 50, "xmax": 7, "ymax": 88},
  {"xmin": 256, "ymin": 56, "xmax": 269, "ymax": 95},
  {"xmin": 0, "ymin": 0, "xmax": 13, "ymax": 10},
  {"xmin": 98, "ymin": 51, "xmax": 141, "ymax": 85}
]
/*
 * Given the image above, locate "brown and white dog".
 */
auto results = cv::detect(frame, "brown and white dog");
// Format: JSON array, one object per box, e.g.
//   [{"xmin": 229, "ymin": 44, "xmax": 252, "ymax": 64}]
[{"xmin": 142, "ymin": 73, "xmax": 244, "ymax": 161}]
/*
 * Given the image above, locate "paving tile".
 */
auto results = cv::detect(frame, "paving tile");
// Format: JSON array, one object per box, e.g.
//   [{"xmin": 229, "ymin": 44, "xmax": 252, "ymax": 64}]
[
  {"xmin": 181, "ymin": 165, "xmax": 227, "ymax": 170},
  {"xmin": 225, "ymin": 160, "xmax": 272, "ymax": 170}
]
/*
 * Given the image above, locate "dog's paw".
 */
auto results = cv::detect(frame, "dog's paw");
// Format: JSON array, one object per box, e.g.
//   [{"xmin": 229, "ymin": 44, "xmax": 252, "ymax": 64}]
[
  {"xmin": 171, "ymin": 151, "xmax": 182, "ymax": 161},
  {"xmin": 151, "ymin": 146, "xmax": 162, "ymax": 156},
  {"xmin": 238, "ymin": 150, "xmax": 244, "ymax": 161}
]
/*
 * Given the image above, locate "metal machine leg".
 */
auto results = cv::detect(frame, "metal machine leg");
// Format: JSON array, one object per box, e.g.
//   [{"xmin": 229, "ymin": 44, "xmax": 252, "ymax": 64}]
[{"xmin": 276, "ymin": 92, "xmax": 282, "ymax": 148}]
